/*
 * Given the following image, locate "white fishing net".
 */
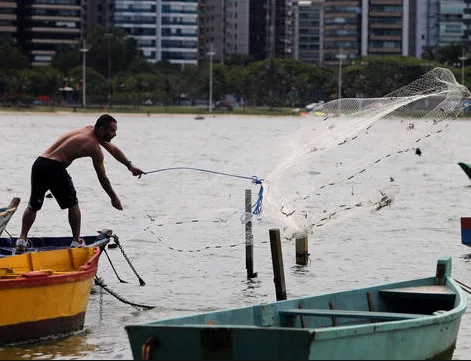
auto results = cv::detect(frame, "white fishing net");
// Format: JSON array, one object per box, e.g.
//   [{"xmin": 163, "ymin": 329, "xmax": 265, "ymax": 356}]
[{"xmin": 262, "ymin": 67, "xmax": 471, "ymax": 238}]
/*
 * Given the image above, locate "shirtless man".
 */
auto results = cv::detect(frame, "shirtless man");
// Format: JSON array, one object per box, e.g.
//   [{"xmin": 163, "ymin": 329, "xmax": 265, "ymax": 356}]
[{"xmin": 17, "ymin": 114, "xmax": 144, "ymax": 248}]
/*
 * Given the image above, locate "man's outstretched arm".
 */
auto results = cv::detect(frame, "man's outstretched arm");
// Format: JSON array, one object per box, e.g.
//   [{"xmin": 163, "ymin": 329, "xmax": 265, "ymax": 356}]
[{"xmin": 100, "ymin": 141, "xmax": 144, "ymax": 177}]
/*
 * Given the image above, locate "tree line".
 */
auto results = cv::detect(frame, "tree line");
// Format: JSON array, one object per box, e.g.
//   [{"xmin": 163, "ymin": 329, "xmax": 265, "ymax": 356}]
[{"xmin": 0, "ymin": 27, "xmax": 468, "ymax": 108}]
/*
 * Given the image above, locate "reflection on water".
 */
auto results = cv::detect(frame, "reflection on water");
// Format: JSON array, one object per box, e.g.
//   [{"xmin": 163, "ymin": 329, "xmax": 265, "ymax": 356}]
[
  {"xmin": 0, "ymin": 333, "xmax": 96, "ymax": 360},
  {"xmin": 290, "ymin": 264, "xmax": 311, "ymax": 275},
  {"xmin": 1, "ymin": 113, "xmax": 471, "ymax": 359}
]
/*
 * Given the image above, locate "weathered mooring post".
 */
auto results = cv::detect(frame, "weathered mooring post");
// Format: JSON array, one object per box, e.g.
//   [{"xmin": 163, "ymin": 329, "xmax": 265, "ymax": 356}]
[
  {"xmin": 295, "ymin": 232, "xmax": 309, "ymax": 266},
  {"xmin": 269, "ymin": 228, "xmax": 287, "ymax": 301},
  {"xmin": 245, "ymin": 189, "xmax": 257, "ymax": 278}
]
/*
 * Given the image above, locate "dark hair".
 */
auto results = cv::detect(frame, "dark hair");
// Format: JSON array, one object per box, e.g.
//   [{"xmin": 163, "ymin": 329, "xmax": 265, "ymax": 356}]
[{"xmin": 95, "ymin": 114, "xmax": 117, "ymax": 130}]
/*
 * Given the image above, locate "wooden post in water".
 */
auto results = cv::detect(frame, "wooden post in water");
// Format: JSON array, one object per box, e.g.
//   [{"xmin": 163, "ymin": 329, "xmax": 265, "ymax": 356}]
[
  {"xmin": 295, "ymin": 232, "xmax": 309, "ymax": 265},
  {"xmin": 269, "ymin": 228, "xmax": 287, "ymax": 300},
  {"xmin": 245, "ymin": 189, "xmax": 257, "ymax": 278}
]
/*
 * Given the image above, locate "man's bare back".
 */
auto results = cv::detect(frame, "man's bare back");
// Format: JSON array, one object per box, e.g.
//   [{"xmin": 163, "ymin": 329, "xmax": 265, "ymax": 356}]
[
  {"xmin": 41, "ymin": 125, "xmax": 102, "ymax": 167},
  {"xmin": 18, "ymin": 114, "xmax": 144, "ymax": 247}
]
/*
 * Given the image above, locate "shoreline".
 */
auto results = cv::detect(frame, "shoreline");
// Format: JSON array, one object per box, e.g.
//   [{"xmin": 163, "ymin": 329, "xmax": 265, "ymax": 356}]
[
  {"xmin": 0, "ymin": 105, "xmax": 299, "ymax": 117},
  {"xmin": 0, "ymin": 110, "xmax": 302, "ymax": 118},
  {"xmin": 2, "ymin": 108, "xmax": 470, "ymax": 121}
]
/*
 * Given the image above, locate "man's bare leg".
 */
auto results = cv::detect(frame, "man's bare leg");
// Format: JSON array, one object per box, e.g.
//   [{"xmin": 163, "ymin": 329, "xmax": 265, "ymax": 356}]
[
  {"xmin": 68, "ymin": 204, "xmax": 82, "ymax": 244},
  {"xmin": 19, "ymin": 206, "xmax": 37, "ymax": 240}
]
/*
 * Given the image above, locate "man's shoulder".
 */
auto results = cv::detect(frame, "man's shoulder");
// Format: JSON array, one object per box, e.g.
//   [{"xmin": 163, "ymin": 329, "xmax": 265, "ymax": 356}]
[{"xmin": 71, "ymin": 125, "xmax": 93, "ymax": 134}]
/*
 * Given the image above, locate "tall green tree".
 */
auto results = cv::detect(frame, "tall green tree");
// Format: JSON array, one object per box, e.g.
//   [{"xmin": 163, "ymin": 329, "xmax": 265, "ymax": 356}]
[
  {"xmin": 0, "ymin": 39, "xmax": 29, "ymax": 71},
  {"xmin": 29, "ymin": 67, "xmax": 64, "ymax": 104},
  {"xmin": 86, "ymin": 27, "xmax": 149, "ymax": 77},
  {"xmin": 51, "ymin": 44, "xmax": 81, "ymax": 73}
]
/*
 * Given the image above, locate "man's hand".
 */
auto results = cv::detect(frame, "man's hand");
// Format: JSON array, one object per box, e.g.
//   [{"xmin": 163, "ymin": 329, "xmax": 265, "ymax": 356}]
[
  {"xmin": 111, "ymin": 196, "xmax": 123, "ymax": 210},
  {"xmin": 129, "ymin": 164, "xmax": 145, "ymax": 178}
]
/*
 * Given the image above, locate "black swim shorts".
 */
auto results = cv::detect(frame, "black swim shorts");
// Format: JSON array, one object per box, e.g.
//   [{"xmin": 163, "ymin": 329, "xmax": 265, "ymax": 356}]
[{"xmin": 28, "ymin": 156, "xmax": 78, "ymax": 211}]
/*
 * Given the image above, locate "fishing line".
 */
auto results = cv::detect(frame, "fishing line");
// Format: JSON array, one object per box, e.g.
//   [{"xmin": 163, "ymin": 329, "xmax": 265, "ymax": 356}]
[
  {"xmin": 144, "ymin": 166, "xmax": 263, "ymax": 184},
  {"xmin": 144, "ymin": 166, "xmax": 264, "ymax": 218}
]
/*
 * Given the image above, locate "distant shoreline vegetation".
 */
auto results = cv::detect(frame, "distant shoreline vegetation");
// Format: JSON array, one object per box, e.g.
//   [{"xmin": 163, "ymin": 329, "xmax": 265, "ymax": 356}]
[
  {"xmin": 0, "ymin": 104, "xmax": 299, "ymax": 116},
  {"xmin": 2, "ymin": 103, "xmax": 470, "ymax": 119}
]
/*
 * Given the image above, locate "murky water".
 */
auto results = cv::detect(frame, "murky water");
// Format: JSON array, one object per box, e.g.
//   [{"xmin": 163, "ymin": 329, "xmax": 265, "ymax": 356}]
[{"xmin": 0, "ymin": 112, "xmax": 471, "ymax": 359}]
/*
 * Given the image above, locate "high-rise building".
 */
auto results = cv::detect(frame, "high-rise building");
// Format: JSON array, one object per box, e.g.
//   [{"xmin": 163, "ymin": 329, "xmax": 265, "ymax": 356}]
[
  {"xmin": 293, "ymin": 0, "xmax": 323, "ymax": 64},
  {"xmin": 114, "ymin": 0, "xmax": 198, "ymax": 65},
  {"xmin": 0, "ymin": 0, "xmax": 18, "ymax": 41},
  {"xmin": 248, "ymin": 0, "xmax": 268, "ymax": 61},
  {"xmin": 17, "ymin": 0, "xmax": 82, "ymax": 67},
  {"xmin": 224, "ymin": 0, "xmax": 250, "ymax": 60},
  {"xmin": 438, "ymin": 0, "xmax": 465, "ymax": 46},
  {"xmin": 85, "ymin": 0, "xmax": 115, "ymax": 32},
  {"xmin": 320, "ymin": 0, "xmax": 448, "ymax": 64},
  {"xmin": 266, "ymin": 0, "xmax": 294, "ymax": 59},
  {"xmin": 198, "ymin": 0, "xmax": 277, "ymax": 64},
  {"xmin": 410, "ymin": 0, "xmax": 439, "ymax": 57},
  {"xmin": 323, "ymin": 0, "xmax": 361, "ymax": 64},
  {"xmin": 199, "ymin": 0, "xmax": 225, "ymax": 63}
]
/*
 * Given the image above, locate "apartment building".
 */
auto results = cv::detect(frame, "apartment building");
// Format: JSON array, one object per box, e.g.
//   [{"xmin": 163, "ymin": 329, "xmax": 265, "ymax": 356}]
[
  {"xmin": 199, "ymin": 0, "xmax": 224, "ymax": 63},
  {"xmin": 439, "ymin": 0, "xmax": 466, "ymax": 46},
  {"xmin": 114, "ymin": 0, "xmax": 198, "ymax": 65},
  {"xmin": 320, "ymin": 0, "xmax": 458, "ymax": 64},
  {"xmin": 322, "ymin": 0, "xmax": 361, "ymax": 64},
  {"xmin": 266, "ymin": 0, "xmax": 294, "ymax": 58},
  {"xmin": 85, "ymin": 0, "xmax": 115, "ymax": 32},
  {"xmin": 6, "ymin": 0, "xmax": 470, "ymax": 68},
  {"xmin": 198, "ymin": 0, "xmax": 268, "ymax": 64},
  {"xmin": 16, "ymin": 0, "xmax": 82, "ymax": 67},
  {"xmin": 410, "ymin": 0, "xmax": 439, "ymax": 58},
  {"xmin": 224, "ymin": 0, "xmax": 250, "ymax": 59},
  {"xmin": 248, "ymin": 0, "xmax": 268, "ymax": 61},
  {"xmin": 293, "ymin": 0, "xmax": 323, "ymax": 64},
  {"xmin": 0, "ymin": 0, "xmax": 17, "ymax": 40}
]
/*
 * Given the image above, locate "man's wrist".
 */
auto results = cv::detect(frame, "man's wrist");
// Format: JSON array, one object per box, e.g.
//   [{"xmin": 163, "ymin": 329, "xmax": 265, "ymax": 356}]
[{"xmin": 126, "ymin": 160, "xmax": 132, "ymax": 169}]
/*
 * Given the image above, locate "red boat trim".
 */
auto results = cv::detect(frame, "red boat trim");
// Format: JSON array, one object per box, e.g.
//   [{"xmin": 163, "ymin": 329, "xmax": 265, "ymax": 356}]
[{"xmin": 0, "ymin": 312, "xmax": 86, "ymax": 345}]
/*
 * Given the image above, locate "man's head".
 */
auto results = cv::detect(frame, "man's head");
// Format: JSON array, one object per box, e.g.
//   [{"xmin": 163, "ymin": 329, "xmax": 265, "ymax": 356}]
[{"xmin": 95, "ymin": 114, "xmax": 117, "ymax": 142}]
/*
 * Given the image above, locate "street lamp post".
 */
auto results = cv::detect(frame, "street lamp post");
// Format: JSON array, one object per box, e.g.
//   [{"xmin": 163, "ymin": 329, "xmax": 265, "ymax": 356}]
[
  {"xmin": 207, "ymin": 43, "xmax": 215, "ymax": 113},
  {"xmin": 336, "ymin": 52, "xmax": 347, "ymax": 100},
  {"xmin": 459, "ymin": 48, "xmax": 467, "ymax": 85},
  {"xmin": 105, "ymin": 33, "xmax": 112, "ymax": 106},
  {"xmin": 79, "ymin": 39, "xmax": 90, "ymax": 107},
  {"xmin": 336, "ymin": 52, "xmax": 347, "ymax": 114}
]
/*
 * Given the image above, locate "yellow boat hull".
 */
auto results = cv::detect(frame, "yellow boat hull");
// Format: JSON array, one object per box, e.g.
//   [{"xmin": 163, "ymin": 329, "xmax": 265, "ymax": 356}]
[{"xmin": 0, "ymin": 246, "xmax": 101, "ymax": 345}]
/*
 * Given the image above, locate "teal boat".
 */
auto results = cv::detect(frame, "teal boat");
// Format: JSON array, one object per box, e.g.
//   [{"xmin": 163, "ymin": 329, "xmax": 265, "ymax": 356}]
[
  {"xmin": 458, "ymin": 162, "xmax": 471, "ymax": 179},
  {"xmin": 125, "ymin": 257, "xmax": 467, "ymax": 360}
]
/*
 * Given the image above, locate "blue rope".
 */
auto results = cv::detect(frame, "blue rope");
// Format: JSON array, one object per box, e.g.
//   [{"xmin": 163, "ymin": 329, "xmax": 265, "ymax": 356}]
[
  {"xmin": 252, "ymin": 184, "xmax": 263, "ymax": 221},
  {"xmin": 144, "ymin": 167, "xmax": 264, "ymax": 218}
]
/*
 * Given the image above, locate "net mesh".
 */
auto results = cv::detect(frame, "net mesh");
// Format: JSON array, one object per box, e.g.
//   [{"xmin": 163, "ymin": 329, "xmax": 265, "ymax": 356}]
[{"xmin": 262, "ymin": 67, "xmax": 471, "ymax": 238}]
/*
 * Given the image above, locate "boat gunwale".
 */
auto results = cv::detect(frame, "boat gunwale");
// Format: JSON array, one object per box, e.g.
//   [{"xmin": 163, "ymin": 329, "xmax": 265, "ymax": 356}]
[
  {"xmin": 0, "ymin": 246, "xmax": 102, "ymax": 289},
  {"xmin": 126, "ymin": 276, "xmax": 467, "ymax": 332},
  {"xmin": 126, "ymin": 275, "xmax": 466, "ymax": 343}
]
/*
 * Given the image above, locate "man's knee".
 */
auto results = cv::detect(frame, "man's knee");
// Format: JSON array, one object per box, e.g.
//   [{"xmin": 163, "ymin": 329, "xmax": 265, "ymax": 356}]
[{"xmin": 28, "ymin": 199, "xmax": 43, "ymax": 212}]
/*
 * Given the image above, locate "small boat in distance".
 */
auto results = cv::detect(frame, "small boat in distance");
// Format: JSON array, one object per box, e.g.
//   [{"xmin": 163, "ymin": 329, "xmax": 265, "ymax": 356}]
[
  {"xmin": 125, "ymin": 257, "xmax": 467, "ymax": 360},
  {"xmin": 0, "ymin": 229, "xmax": 114, "ymax": 345}
]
